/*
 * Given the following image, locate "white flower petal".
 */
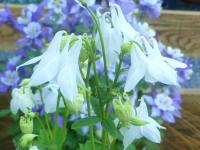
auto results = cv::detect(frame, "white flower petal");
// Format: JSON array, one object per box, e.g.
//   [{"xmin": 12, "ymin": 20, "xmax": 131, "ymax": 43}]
[
  {"xmin": 136, "ymin": 100, "xmax": 149, "ymax": 118},
  {"xmin": 10, "ymin": 98, "xmax": 19, "ymax": 114},
  {"xmin": 57, "ymin": 63, "xmax": 78, "ymax": 101},
  {"xmin": 141, "ymin": 124, "xmax": 161, "ymax": 143},
  {"xmin": 124, "ymin": 65, "xmax": 145, "ymax": 92},
  {"xmin": 16, "ymin": 56, "xmax": 42, "ymax": 71},
  {"xmin": 124, "ymin": 47, "xmax": 147, "ymax": 91},
  {"xmin": 164, "ymin": 57, "xmax": 187, "ymax": 69},
  {"xmin": 146, "ymin": 59, "xmax": 178, "ymax": 86},
  {"xmin": 120, "ymin": 126, "xmax": 142, "ymax": 150},
  {"xmin": 30, "ymin": 56, "xmax": 60, "ymax": 86}
]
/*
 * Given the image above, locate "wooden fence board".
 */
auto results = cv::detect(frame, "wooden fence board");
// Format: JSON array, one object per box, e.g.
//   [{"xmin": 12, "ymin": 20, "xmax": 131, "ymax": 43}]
[{"xmin": 149, "ymin": 10, "xmax": 200, "ymax": 56}]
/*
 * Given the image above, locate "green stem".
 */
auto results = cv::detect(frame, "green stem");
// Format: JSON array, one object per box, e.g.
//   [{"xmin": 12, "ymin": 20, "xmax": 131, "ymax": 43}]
[
  {"xmin": 85, "ymin": 5, "xmax": 110, "ymax": 90},
  {"xmin": 53, "ymin": 93, "xmax": 61, "ymax": 140},
  {"xmin": 35, "ymin": 115, "xmax": 51, "ymax": 143},
  {"xmin": 92, "ymin": 61, "xmax": 105, "ymax": 118},
  {"xmin": 84, "ymin": 6, "xmax": 110, "ymax": 150},
  {"xmin": 102, "ymin": 53, "xmax": 125, "ymax": 149},
  {"xmin": 85, "ymin": 61, "xmax": 96, "ymax": 150},
  {"xmin": 39, "ymin": 89, "xmax": 53, "ymax": 143}
]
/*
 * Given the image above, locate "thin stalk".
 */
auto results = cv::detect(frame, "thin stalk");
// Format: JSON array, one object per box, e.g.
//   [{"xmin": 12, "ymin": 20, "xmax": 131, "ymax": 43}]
[
  {"xmin": 84, "ymin": 6, "xmax": 110, "ymax": 150},
  {"xmin": 39, "ymin": 89, "xmax": 53, "ymax": 142},
  {"xmin": 102, "ymin": 53, "xmax": 125, "ymax": 149},
  {"xmin": 85, "ymin": 61, "xmax": 96, "ymax": 150},
  {"xmin": 35, "ymin": 115, "xmax": 51, "ymax": 143},
  {"xmin": 53, "ymin": 93, "xmax": 61, "ymax": 138},
  {"xmin": 92, "ymin": 61, "xmax": 105, "ymax": 118},
  {"xmin": 85, "ymin": 5, "xmax": 110, "ymax": 89},
  {"xmin": 61, "ymin": 97, "xmax": 69, "ymax": 150}
]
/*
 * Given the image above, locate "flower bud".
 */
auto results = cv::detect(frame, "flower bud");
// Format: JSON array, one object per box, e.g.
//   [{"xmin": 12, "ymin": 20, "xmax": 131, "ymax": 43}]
[
  {"xmin": 130, "ymin": 117, "xmax": 149, "ymax": 126},
  {"xmin": 28, "ymin": 112, "xmax": 36, "ymax": 119},
  {"xmin": 20, "ymin": 134, "xmax": 37, "ymax": 148},
  {"xmin": 113, "ymin": 98, "xmax": 135, "ymax": 126},
  {"xmin": 20, "ymin": 116, "xmax": 33, "ymax": 134},
  {"xmin": 121, "ymin": 41, "xmax": 132, "ymax": 54},
  {"xmin": 66, "ymin": 94, "xmax": 85, "ymax": 115},
  {"xmin": 79, "ymin": 34, "xmax": 92, "ymax": 63},
  {"xmin": 20, "ymin": 79, "xmax": 31, "ymax": 87},
  {"xmin": 61, "ymin": 34, "xmax": 78, "ymax": 50}
]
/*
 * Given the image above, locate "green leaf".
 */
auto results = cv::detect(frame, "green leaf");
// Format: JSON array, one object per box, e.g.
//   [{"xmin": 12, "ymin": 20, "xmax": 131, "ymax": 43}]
[
  {"xmin": 72, "ymin": 116, "xmax": 101, "ymax": 129},
  {"xmin": 7, "ymin": 123, "xmax": 20, "ymax": 135},
  {"xmin": 0, "ymin": 109, "xmax": 10, "ymax": 117},
  {"xmin": 79, "ymin": 140, "xmax": 101, "ymax": 150},
  {"xmin": 145, "ymin": 141, "xmax": 160, "ymax": 150},
  {"xmin": 126, "ymin": 144, "xmax": 136, "ymax": 150},
  {"xmin": 102, "ymin": 119, "xmax": 118, "ymax": 139},
  {"xmin": 90, "ymin": 96, "xmax": 101, "ymax": 116},
  {"xmin": 54, "ymin": 127, "xmax": 67, "ymax": 150}
]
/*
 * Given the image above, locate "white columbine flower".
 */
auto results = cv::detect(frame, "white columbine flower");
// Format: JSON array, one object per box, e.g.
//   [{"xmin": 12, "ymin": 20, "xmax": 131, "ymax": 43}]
[
  {"xmin": 35, "ymin": 83, "xmax": 65, "ymax": 113},
  {"xmin": 120, "ymin": 100, "xmax": 165, "ymax": 150},
  {"xmin": 17, "ymin": 31, "xmax": 84, "ymax": 101},
  {"xmin": 124, "ymin": 38, "xmax": 187, "ymax": 92},
  {"xmin": 110, "ymin": 3, "xmax": 139, "ymax": 42},
  {"xmin": 95, "ymin": 10, "xmax": 123, "ymax": 68},
  {"xmin": 10, "ymin": 87, "xmax": 35, "ymax": 114}
]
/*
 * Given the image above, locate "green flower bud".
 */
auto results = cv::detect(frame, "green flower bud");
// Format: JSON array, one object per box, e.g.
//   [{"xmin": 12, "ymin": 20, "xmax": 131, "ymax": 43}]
[
  {"xmin": 61, "ymin": 34, "xmax": 68, "ymax": 50},
  {"xmin": 80, "ymin": 0, "xmax": 87, "ymax": 6},
  {"xmin": 20, "ymin": 116, "xmax": 33, "ymax": 134},
  {"xmin": 130, "ymin": 117, "xmax": 149, "ymax": 126},
  {"xmin": 20, "ymin": 134, "xmax": 37, "ymax": 148},
  {"xmin": 20, "ymin": 79, "xmax": 31, "ymax": 87},
  {"xmin": 79, "ymin": 34, "xmax": 92, "ymax": 63},
  {"xmin": 61, "ymin": 33, "xmax": 78, "ymax": 50},
  {"xmin": 113, "ymin": 98, "xmax": 135, "ymax": 126},
  {"xmin": 121, "ymin": 41, "xmax": 132, "ymax": 54},
  {"xmin": 65, "ymin": 94, "xmax": 85, "ymax": 115},
  {"xmin": 28, "ymin": 112, "xmax": 36, "ymax": 119}
]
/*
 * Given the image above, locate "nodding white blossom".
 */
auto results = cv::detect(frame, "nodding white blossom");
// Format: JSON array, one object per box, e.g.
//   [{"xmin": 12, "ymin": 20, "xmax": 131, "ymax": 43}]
[
  {"xmin": 110, "ymin": 3, "xmax": 139, "ymax": 42},
  {"xmin": 10, "ymin": 87, "xmax": 35, "ymax": 114},
  {"xmin": 17, "ymin": 31, "xmax": 84, "ymax": 101},
  {"xmin": 95, "ymin": 9, "xmax": 122, "ymax": 68},
  {"xmin": 120, "ymin": 100, "xmax": 165, "ymax": 150},
  {"xmin": 35, "ymin": 83, "xmax": 65, "ymax": 113},
  {"xmin": 124, "ymin": 38, "xmax": 187, "ymax": 92}
]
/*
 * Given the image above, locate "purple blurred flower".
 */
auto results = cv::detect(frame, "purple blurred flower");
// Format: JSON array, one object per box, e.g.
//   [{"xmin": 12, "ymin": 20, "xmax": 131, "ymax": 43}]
[
  {"xmin": 6, "ymin": 56, "xmax": 21, "ymax": 71},
  {"xmin": 17, "ymin": 4, "xmax": 38, "ymax": 25},
  {"xmin": 110, "ymin": 0, "xmax": 137, "ymax": 15},
  {"xmin": 52, "ymin": 114, "xmax": 64, "ymax": 128},
  {"xmin": 0, "ymin": 6, "xmax": 15, "ymax": 26},
  {"xmin": 0, "ymin": 70, "xmax": 20, "ymax": 92},
  {"xmin": 138, "ymin": 0, "xmax": 162, "ymax": 19},
  {"xmin": 131, "ymin": 18, "xmax": 156, "ymax": 38},
  {"xmin": 144, "ymin": 89, "xmax": 181, "ymax": 123},
  {"xmin": 24, "ymin": 22, "xmax": 42, "ymax": 39}
]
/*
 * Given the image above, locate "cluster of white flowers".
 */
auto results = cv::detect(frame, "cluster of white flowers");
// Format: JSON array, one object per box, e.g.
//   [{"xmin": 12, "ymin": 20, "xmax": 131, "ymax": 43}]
[{"xmin": 10, "ymin": 2, "xmax": 187, "ymax": 149}]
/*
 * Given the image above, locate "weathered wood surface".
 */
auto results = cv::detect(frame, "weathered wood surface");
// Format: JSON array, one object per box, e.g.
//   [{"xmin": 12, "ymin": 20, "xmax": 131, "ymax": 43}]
[
  {"xmin": 0, "ymin": 4, "xmax": 23, "ymax": 51},
  {"xmin": 149, "ymin": 10, "xmax": 200, "ymax": 56}
]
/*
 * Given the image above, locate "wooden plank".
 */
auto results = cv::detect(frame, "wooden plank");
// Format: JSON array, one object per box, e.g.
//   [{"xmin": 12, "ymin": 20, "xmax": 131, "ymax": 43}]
[
  {"xmin": 149, "ymin": 10, "xmax": 200, "ymax": 56},
  {"xmin": 0, "ymin": 4, "xmax": 24, "ymax": 51}
]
